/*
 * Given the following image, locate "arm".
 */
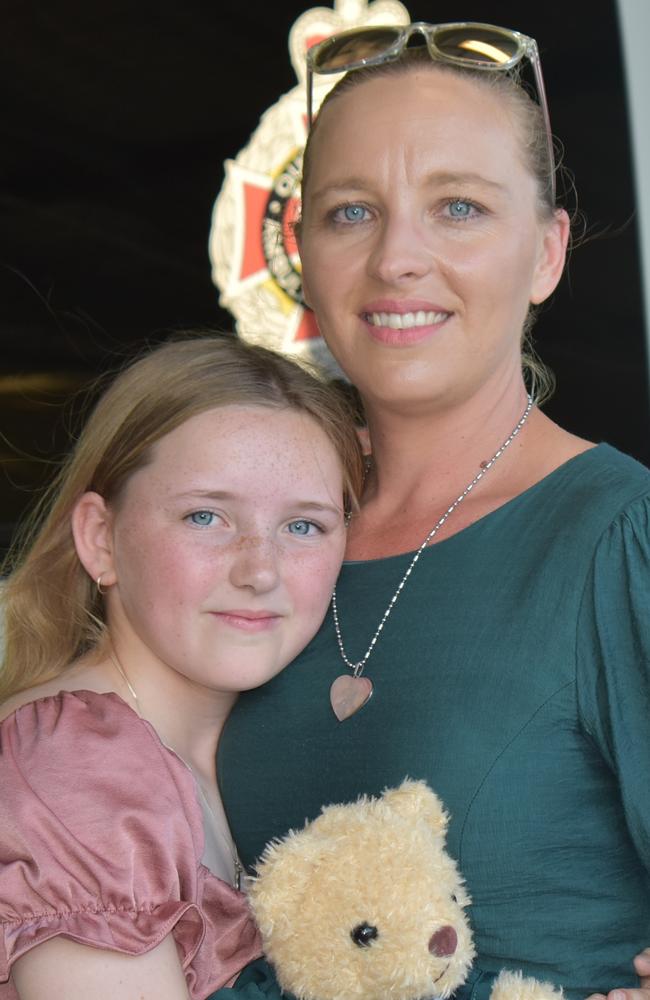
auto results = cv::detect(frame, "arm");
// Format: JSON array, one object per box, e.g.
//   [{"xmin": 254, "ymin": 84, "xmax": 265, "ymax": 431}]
[
  {"xmin": 11, "ymin": 932, "xmax": 191, "ymax": 1000},
  {"xmin": 0, "ymin": 693, "xmax": 217, "ymax": 996},
  {"xmin": 577, "ymin": 495, "xmax": 650, "ymax": 1000}
]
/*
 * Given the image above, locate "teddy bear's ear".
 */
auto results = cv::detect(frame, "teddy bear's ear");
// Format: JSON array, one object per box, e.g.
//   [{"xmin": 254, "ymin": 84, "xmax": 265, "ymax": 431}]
[
  {"xmin": 381, "ymin": 779, "xmax": 449, "ymax": 838},
  {"xmin": 253, "ymin": 825, "xmax": 323, "ymax": 883},
  {"xmin": 249, "ymin": 824, "xmax": 332, "ymax": 922}
]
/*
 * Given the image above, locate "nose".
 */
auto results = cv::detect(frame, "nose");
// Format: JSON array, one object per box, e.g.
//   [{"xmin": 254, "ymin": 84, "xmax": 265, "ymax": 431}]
[
  {"xmin": 228, "ymin": 535, "xmax": 280, "ymax": 593},
  {"xmin": 368, "ymin": 214, "xmax": 432, "ymax": 285},
  {"xmin": 428, "ymin": 925, "xmax": 457, "ymax": 957}
]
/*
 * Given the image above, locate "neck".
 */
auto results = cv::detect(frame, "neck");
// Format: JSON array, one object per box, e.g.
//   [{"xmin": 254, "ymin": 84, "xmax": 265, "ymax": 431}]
[
  {"xmin": 363, "ymin": 380, "xmax": 531, "ymax": 500},
  {"xmin": 108, "ymin": 645, "xmax": 235, "ymax": 788},
  {"xmin": 345, "ymin": 378, "xmax": 538, "ymax": 560}
]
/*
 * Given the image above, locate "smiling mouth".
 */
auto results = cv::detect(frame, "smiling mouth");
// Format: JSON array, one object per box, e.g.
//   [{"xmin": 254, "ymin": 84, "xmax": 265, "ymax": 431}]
[{"xmin": 363, "ymin": 310, "xmax": 449, "ymax": 329}]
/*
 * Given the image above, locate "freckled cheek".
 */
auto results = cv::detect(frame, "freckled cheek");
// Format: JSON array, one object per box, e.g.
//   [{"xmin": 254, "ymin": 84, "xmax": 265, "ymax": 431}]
[
  {"xmin": 116, "ymin": 532, "xmax": 217, "ymax": 609},
  {"xmin": 286, "ymin": 548, "xmax": 343, "ymax": 610}
]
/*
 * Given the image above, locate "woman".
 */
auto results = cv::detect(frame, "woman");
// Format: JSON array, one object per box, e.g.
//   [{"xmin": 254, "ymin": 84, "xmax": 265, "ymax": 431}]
[
  {"xmin": 0, "ymin": 334, "xmax": 364, "ymax": 1000},
  {"xmin": 217, "ymin": 23, "xmax": 650, "ymax": 1000}
]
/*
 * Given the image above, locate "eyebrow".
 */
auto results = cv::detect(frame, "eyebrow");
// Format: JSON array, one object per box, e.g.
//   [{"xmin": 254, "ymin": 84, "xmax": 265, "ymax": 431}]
[
  {"xmin": 293, "ymin": 501, "xmax": 344, "ymax": 516},
  {"xmin": 309, "ymin": 170, "xmax": 507, "ymax": 203},
  {"xmin": 172, "ymin": 490, "xmax": 343, "ymax": 515},
  {"xmin": 423, "ymin": 170, "xmax": 508, "ymax": 193},
  {"xmin": 309, "ymin": 177, "xmax": 374, "ymax": 203},
  {"xmin": 174, "ymin": 490, "xmax": 238, "ymax": 501}
]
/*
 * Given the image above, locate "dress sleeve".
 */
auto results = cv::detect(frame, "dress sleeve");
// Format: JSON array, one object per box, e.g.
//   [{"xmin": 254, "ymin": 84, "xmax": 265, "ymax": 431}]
[
  {"xmin": 576, "ymin": 494, "xmax": 650, "ymax": 869},
  {"xmin": 0, "ymin": 690, "xmax": 247, "ymax": 993}
]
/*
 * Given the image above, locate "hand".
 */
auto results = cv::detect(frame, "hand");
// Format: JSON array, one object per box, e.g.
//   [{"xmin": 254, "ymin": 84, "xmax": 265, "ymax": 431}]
[{"xmin": 586, "ymin": 949, "xmax": 650, "ymax": 1000}]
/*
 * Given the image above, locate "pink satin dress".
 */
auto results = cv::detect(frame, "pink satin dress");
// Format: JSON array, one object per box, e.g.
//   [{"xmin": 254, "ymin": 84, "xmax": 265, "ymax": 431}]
[{"xmin": 0, "ymin": 690, "xmax": 262, "ymax": 999}]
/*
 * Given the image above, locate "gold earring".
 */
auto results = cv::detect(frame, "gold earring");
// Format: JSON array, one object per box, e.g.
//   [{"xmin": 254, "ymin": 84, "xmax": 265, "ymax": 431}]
[{"xmin": 96, "ymin": 574, "xmax": 106, "ymax": 595}]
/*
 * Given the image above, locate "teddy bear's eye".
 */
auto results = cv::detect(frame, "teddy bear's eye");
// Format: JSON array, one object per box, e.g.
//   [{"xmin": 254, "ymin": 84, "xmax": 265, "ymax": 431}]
[
  {"xmin": 351, "ymin": 923, "xmax": 379, "ymax": 947},
  {"xmin": 451, "ymin": 894, "xmax": 458, "ymax": 904}
]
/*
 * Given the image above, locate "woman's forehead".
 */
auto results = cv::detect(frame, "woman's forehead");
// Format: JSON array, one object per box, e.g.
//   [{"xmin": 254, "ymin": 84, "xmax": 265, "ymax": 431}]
[
  {"xmin": 306, "ymin": 68, "xmax": 526, "ymax": 191},
  {"xmin": 317, "ymin": 67, "xmax": 514, "ymax": 140}
]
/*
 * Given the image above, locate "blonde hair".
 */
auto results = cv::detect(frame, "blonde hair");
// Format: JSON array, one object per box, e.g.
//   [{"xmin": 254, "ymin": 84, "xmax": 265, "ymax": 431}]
[
  {"xmin": 299, "ymin": 50, "xmax": 562, "ymax": 403},
  {"xmin": 0, "ymin": 334, "xmax": 364, "ymax": 701}
]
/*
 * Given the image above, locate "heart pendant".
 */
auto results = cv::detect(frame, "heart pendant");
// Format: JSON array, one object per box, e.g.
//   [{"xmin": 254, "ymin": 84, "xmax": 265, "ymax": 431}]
[{"xmin": 330, "ymin": 675, "xmax": 373, "ymax": 722}]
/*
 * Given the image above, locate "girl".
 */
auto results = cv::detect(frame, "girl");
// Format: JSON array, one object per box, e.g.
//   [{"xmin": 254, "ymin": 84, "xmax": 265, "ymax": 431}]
[{"xmin": 0, "ymin": 334, "xmax": 363, "ymax": 1000}]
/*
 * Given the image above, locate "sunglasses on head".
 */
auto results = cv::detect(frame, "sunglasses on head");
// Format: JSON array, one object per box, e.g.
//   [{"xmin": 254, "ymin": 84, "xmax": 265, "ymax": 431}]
[{"xmin": 306, "ymin": 21, "xmax": 556, "ymax": 202}]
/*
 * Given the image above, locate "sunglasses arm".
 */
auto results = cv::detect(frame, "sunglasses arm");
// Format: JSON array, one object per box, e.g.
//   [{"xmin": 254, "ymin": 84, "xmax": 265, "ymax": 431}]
[{"xmin": 528, "ymin": 46, "xmax": 556, "ymax": 203}]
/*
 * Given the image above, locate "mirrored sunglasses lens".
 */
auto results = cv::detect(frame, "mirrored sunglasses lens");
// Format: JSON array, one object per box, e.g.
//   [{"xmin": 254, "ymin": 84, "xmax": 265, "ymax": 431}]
[
  {"xmin": 434, "ymin": 25, "xmax": 520, "ymax": 66},
  {"xmin": 313, "ymin": 27, "xmax": 402, "ymax": 72}
]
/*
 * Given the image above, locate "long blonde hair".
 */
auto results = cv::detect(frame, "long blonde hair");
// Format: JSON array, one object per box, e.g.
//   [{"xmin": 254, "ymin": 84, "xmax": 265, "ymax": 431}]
[{"xmin": 0, "ymin": 334, "xmax": 364, "ymax": 701}]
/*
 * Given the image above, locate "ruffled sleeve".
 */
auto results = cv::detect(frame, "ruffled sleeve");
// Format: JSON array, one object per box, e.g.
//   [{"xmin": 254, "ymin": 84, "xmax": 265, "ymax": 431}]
[
  {"xmin": 0, "ymin": 690, "xmax": 261, "ymax": 999},
  {"xmin": 576, "ymin": 494, "xmax": 650, "ymax": 870}
]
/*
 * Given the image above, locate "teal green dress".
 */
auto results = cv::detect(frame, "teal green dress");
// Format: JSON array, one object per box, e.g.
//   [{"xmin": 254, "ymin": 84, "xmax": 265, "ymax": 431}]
[{"xmin": 217, "ymin": 445, "xmax": 650, "ymax": 1000}]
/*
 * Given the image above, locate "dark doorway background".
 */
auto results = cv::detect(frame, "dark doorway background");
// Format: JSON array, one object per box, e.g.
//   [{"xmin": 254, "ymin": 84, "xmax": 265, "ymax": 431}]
[{"xmin": 1, "ymin": 0, "xmax": 648, "ymax": 553}]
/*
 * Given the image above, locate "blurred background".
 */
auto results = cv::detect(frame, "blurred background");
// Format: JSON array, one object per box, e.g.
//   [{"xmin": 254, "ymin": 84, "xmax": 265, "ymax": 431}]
[{"xmin": 1, "ymin": 0, "xmax": 648, "ymax": 555}]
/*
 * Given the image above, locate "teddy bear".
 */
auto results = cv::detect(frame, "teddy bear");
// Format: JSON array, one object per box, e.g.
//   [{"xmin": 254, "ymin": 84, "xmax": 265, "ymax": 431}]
[{"xmin": 248, "ymin": 779, "xmax": 565, "ymax": 1000}]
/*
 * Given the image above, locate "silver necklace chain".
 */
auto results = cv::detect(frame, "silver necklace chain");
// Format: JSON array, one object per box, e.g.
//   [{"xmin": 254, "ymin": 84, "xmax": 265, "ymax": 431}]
[
  {"xmin": 332, "ymin": 395, "xmax": 534, "ymax": 677},
  {"xmin": 109, "ymin": 652, "xmax": 243, "ymax": 890}
]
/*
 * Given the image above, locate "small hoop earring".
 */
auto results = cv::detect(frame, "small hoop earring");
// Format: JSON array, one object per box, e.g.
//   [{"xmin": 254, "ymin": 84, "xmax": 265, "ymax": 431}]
[{"xmin": 96, "ymin": 574, "xmax": 106, "ymax": 595}]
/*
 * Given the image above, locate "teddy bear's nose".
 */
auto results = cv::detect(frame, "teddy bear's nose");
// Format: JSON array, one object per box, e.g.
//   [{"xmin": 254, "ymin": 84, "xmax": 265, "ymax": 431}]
[{"xmin": 428, "ymin": 925, "xmax": 458, "ymax": 957}]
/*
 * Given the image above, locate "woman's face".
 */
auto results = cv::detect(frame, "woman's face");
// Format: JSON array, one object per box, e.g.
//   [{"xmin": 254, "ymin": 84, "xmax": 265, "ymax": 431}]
[
  {"xmin": 299, "ymin": 68, "xmax": 568, "ymax": 414},
  {"xmin": 98, "ymin": 405, "xmax": 346, "ymax": 694}
]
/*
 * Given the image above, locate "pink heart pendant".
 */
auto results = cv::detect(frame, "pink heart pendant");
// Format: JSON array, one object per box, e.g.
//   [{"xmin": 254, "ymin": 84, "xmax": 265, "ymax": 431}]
[{"xmin": 330, "ymin": 675, "xmax": 373, "ymax": 722}]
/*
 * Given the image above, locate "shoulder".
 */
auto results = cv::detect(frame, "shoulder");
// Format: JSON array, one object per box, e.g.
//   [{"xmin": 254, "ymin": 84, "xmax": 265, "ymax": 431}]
[
  {"xmin": 587, "ymin": 449, "xmax": 650, "ymax": 565},
  {"xmin": 0, "ymin": 690, "xmax": 261, "ymax": 994},
  {"xmin": 0, "ymin": 690, "xmax": 203, "ymax": 934},
  {"xmin": 578, "ymin": 444, "xmax": 650, "ymax": 539},
  {"xmin": 585, "ymin": 442, "xmax": 650, "ymax": 488},
  {"xmin": 556, "ymin": 441, "xmax": 648, "ymax": 490},
  {"xmin": 531, "ymin": 443, "xmax": 650, "ymax": 531},
  {"xmin": 0, "ymin": 690, "xmax": 203, "ymax": 852},
  {"xmin": 0, "ymin": 659, "xmax": 122, "ymax": 721},
  {"xmin": 2, "ymin": 688, "xmax": 150, "ymax": 762},
  {"xmin": 490, "ymin": 444, "xmax": 650, "ymax": 586}
]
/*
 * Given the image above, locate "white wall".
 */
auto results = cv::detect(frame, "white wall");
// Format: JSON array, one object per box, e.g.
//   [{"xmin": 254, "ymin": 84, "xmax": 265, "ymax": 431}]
[{"xmin": 617, "ymin": 0, "xmax": 650, "ymax": 407}]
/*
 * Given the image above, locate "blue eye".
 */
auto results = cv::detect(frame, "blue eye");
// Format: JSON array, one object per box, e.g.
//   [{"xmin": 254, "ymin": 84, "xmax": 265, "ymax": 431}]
[
  {"xmin": 186, "ymin": 510, "xmax": 216, "ymax": 527},
  {"xmin": 447, "ymin": 200, "xmax": 474, "ymax": 219},
  {"xmin": 333, "ymin": 203, "xmax": 369, "ymax": 224},
  {"xmin": 287, "ymin": 519, "xmax": 320, "ymax": 536},
  {"xmin": 344, "ymin": 205, "xmax": 365, "ymax": 222}
]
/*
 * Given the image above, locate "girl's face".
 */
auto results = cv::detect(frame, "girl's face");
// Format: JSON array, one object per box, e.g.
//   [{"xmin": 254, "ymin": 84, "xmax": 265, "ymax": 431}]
[
  {"xmin": 299, "ymin": 68, "xmax": 568, "ymax": 415},
  {"xmin": 99, "ymin": 405, "xmax": 346, "ymax": 694}
]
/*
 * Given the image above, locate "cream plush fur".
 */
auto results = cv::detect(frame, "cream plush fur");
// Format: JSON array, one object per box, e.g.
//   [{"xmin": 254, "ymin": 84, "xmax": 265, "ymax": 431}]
[{"xmin": 249, "ymin": 780, "xmax": 565, "ymax": 1000}]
